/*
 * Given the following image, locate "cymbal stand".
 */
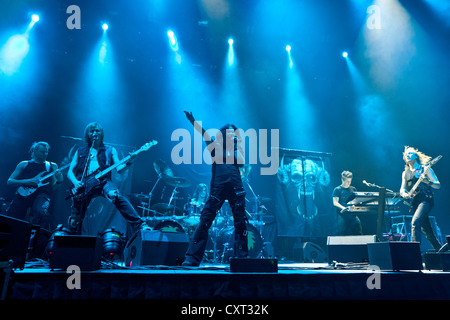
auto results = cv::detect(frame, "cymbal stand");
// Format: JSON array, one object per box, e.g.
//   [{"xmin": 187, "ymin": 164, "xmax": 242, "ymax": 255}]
[
  {"xmin": 168, "ymin": 186, "xmax": 179, "ymax": 216},
  {"xmin": 245, "ymin": 179, "xmax": 264, "ymax": 234},
  {"xmin": 144, "ymin": 175, "xmax": 161, "ymax": 218},
  {"xmin": 210, "ymin": 217, "xmax": 221, "ymax": 264},
  {"xmin": 245, "ymin": 178, "xmax": 266, "ymax": 258}
]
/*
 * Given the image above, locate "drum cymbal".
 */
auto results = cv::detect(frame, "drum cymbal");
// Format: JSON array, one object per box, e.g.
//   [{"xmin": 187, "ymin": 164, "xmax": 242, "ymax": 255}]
[
  {"xmin": 162, "ymin": 174, "xmax": 191, "ymax": 188},
  {"xmin": 153, "ymin": 159, "xmax": 174, "ymax": 177},
  {"xmin": 151, "ymin": 203, "xmax": 175, "ymax": 212},
  {"xmin": 151, "ymin": 203, "xmax": 183, "ymax": 216},
  {"xmin": 257, "ymin": 196, "xmax": 272, "ymax": 202}
]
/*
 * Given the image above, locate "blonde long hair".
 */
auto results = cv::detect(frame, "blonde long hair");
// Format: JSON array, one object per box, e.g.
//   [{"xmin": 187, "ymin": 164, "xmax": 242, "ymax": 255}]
[{"xmin": 403, "ymin": 146, "xmax": 431, "ymax": 170}]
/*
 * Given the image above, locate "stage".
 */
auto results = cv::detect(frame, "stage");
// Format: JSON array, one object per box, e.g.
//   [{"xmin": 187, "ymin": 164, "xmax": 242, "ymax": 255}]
[{"xmin": 5, "ymin": 260, "xmax": 450, "ymax": 301}]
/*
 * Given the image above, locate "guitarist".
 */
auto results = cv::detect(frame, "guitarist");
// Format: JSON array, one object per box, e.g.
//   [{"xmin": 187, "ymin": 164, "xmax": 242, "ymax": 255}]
[
  {"xmin": 67, "ymin": 122, "xmax": 146, "ymax": 235},
  {"xmin": 400, "ymin": 146, "xmax": 441, "ymax": 251},
  {"xmin": 6, "ymin": 141, "xmax": 63, "ymax": 229}
]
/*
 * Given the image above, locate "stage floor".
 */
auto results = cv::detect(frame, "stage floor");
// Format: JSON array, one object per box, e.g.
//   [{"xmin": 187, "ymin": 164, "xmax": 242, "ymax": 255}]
[{"xmin": 5, "ymin": 260, "xmax": 450, "ymax": 301}]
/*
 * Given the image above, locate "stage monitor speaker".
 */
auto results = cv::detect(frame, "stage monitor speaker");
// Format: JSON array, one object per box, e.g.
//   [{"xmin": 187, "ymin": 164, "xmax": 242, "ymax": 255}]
[
  {"xmin": 423, "ymin": 252, "xmax": 450, "ymax": 271},
  {"xmin": 327, "ymin": 235, "xmax": 377, "ymax": 264},
  {"xmin": 302, "ymin": 242, "xmax": 327, "ymax": 263},
  {"xmin": 229, "ymin": 258, "xmax": 278, "ymax": 273},
  {"xmin": 368, "ymin": 241, "xmax": 422, "ymax": 271},
  {"xmin": 124, "ymin": 229, "xmax": 189, "ymax": 267},
  {"xmin": 0, "ymin": 214, "xmax": 32, "ymax": 269},
  {"xmin": 49, "ymin": 235, "xmax": 102, "ymax": 270}
]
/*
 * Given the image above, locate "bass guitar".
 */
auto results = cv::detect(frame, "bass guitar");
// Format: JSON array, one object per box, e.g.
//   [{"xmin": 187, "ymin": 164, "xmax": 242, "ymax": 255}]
[
  {"xmin": 404, "ymin": 155, "xmax": 442, "ymax": 207},
  {"xmin": 17, "ymin": 163, "xmax": 70, "ymax": 197},
  {"xmin": 67, "ymin": 140, "xmax": 157, "ymax": 202}
]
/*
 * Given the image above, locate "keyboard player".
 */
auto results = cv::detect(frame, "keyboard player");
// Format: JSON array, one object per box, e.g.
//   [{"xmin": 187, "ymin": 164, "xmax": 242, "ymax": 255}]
[{"xmin": 332, "ymin": 170, "xmax": 363, "ymax": 235}]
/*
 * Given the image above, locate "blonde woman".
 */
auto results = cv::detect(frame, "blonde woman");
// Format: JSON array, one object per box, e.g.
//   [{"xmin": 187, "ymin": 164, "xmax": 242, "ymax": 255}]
[{"xmin": 400, "ymin": 146, "xmax": 441, "ymax": 250}]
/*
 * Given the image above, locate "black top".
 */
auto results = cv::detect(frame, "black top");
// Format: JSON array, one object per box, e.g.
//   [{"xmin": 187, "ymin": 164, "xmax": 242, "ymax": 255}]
[
  {"xmin": 332, "ymin": 185, "xmax": 357, "ymax": 214},
  {"xmin": 17, "ymin": 161, "xmax": 53, "ymax": 195},
  {"xmin": 403, "ymin": 167, "xmax": 434, "ymax": 206}
]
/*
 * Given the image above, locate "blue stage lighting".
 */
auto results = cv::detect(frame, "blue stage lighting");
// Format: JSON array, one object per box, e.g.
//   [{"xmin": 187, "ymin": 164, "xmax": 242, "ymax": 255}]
[
  {"xmin": 342, "ymin": 51, "xmax": 348, "ymax": 58},
  {"xmin": 286, "ymin": 45, "xmax": 291, "ymax": 52},
  {"xmin": 31, "ymin": 14, "xmax": 40, "ymax": 22},
  {"xmin": 167, "ymin": 30, "xmax": 179, "ymax": 52},
  {"xmin": 102, "ymin": 24, "xmax": 109, "ymax": 31},
  {"xmin": 228, "ymin": 38, "xmax": 234, "ymax": 45}
]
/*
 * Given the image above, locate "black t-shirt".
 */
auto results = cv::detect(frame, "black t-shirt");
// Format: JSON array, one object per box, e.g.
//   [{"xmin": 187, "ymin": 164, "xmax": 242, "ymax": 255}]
[
  {"xmin": 332, "ymin": 185, "xmax": 357, "ymax": 214},
  {"xmin": 17, "ymin": 161, "xmax": 54, "ymax": 195}
]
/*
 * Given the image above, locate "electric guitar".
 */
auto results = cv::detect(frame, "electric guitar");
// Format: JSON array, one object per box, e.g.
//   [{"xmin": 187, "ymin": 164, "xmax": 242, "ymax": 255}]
[
  {"xmin": 67, "ymin": 140, "xmax": 157, "ymax": 202},
  {"xmin": 17, "ymin": 163, "xmax": 70, "ymax": 197},
  {"xmin": 404, "ymin": 155, "xmax": 442, "ymax": 207}
]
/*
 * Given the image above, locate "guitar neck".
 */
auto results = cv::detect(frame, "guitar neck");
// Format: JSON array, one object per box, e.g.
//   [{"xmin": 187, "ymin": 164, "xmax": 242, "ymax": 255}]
[
  {"xmin": 40, "ymin": 163, "xmax": 70, "ymax": 181},
  {"xmin": 94, "ymin": 154, "xmax": 132, "ymax": 180},
  {"xmin": 92, "ymin": 140, "xmax": 157, "ymax": 180},
  {"xmin": 408, "ymin": 176, "xmax": 425, "ymax": 196}
]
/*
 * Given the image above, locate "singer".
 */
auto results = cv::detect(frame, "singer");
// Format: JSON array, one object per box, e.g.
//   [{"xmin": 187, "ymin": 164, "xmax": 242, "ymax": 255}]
[
  {"xmin": 332, "ymin": 170, "xmax": 362, "ymax": 235},
  {"xmin": 182, "ymin": 111, "xmax": 248, "ymax": 266},
  {"xmin": 66, "ymin": 122, "xmax": 147, "ymax": 235}
]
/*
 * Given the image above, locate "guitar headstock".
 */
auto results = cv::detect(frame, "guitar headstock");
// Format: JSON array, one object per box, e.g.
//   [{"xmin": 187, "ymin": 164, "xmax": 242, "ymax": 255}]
[
  {"xmin": 139, "ymin": 140, "xmax": 158, "ymax": 152},
  {"xmin": 429, "ymin": 155, "xmax": 442, "ymax": 166}
]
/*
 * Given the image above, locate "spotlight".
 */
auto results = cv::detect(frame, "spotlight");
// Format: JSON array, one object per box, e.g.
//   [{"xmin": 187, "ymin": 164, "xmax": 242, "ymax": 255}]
[
  {"xmin": 100, "ymin": 228, "xmax": 125, "ymax": 261},
  {"xmin": 286, "ymin": 45, "xmax": 291, "ymax": 52},
  {"xmin": 342, "ymin": 51, "xmax": 348, "ymax": 58},
  {"xmin": 31, "ymin": 14, "xmax": 40, "ymax": 22},
  {"xmin": 102, "ymin": 23, "xmax": 109, "ymax": 31},
  {"xmin": 228, "ymin": 38, "xmax": 234, "ymax": 45},
  {"xmin": 167, "ymin": 30, "xmax": 178, "ymax": 51},
  {"xmin": 167, "ymin": 30, "xmax": 175, "ymax": 45}
]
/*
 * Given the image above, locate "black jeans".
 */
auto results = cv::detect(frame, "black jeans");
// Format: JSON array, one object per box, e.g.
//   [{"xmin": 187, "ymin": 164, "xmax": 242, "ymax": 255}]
[
  {"xmin": 184, "ymin": 176, "xmax": 248, "ymax": 265},
  {"xmin": 337, "ymin": 212, "xmax": 362, "ymax": 236},
  {"xmin": 68, "ymin": 180, "xmax": 143, "ymax": 235},
  {"xmin": 411, "ymin": 200, "xmax": 441, "ymax": 250},
  {"xmin": 7, "ymin": 192, "xmax": 51, "ymax": 229}
]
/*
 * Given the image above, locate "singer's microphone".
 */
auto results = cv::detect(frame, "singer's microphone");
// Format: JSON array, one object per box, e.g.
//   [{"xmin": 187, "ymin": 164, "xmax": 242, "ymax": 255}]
[{"xmin": 363, "ymin": 180, "xmax": 370, "ymax": 187}]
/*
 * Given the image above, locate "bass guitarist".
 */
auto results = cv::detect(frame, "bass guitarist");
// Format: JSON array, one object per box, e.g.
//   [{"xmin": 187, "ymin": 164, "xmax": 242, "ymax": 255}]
[
  {"xmin": 400, "ymin": 146, "xmax": 441, "ymax": 251},
  {"xmin": 67, "ymin": 122, "xmax": 147, "ymax": 235},
  {"xmin": 6, "ymin": 141, "xmax": 63, "ymax": 230}
]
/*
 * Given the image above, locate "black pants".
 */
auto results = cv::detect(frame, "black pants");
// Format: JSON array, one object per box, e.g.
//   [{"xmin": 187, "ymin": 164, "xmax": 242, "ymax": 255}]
[
  {"xmin": 184, "ymin": 177, "xmax": 248, "ymax": 265},
  {"xmin": 411, "ymin": 200, "xmax": 441, "ymax": 250},
  {"xmin": 337, "ymin": 212, "xmax": 362, "ymax": 236},
  {"xmin": 7, "ymin": 192, "xmax": 51, "ymax": 229},
  {"xmin": 68, "ymin": 180, "xmax": 143, "ymax": 235}
]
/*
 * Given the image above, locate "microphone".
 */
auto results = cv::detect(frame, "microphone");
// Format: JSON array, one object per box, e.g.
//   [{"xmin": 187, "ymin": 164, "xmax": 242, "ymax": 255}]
[{"xmin": 363, "ymin": 180, "xmax": 373, "ymax": 187}]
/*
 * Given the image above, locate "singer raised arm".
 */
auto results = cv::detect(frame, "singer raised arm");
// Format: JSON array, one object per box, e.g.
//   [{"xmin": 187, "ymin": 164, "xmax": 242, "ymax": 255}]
[{"xmin": 184, "ymin": 111, "xmax": 213, "ymax": 146}]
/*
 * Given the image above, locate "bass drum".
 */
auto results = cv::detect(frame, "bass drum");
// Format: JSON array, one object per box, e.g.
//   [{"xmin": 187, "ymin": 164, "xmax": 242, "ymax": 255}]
[
  {"xmin": 218, "ymin": 224, "xmax": 263, "ymax": 261},
  {"xmin": 154, "ymin": 220, "xmax": 185, "ymax": 233}
]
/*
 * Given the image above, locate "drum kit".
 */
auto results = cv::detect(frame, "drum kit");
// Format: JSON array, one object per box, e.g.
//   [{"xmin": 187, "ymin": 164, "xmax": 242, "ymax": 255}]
[{"xmin": 129, "ymin": 159, "xmax": 272, "ymax": 263}]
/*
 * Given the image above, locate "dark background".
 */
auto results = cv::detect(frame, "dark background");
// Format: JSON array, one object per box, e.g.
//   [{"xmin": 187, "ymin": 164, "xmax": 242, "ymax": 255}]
[{"xmin": 1, "ymin": 0, "xmax": 449, "ymax": 247}]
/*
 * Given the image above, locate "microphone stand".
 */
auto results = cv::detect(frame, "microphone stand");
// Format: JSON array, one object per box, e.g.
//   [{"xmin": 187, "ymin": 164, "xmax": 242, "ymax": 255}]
[
  {"xmin": 363, "ymin": 180, "xmax": 395, "ymax": 194},
  {"xmin": 363, "ymin": 180, "xmax": 396, "ymax": 241}
]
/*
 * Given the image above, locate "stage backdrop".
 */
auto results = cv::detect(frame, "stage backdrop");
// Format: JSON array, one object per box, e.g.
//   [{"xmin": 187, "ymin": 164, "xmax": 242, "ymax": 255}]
[{"xmin": 275, "ymin": 148, "xmax": 335, "ymax": 237}]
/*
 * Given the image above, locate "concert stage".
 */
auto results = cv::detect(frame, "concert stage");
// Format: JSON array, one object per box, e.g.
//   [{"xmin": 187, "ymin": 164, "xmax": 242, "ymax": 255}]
[{"xmin": 6, "ymin": 261, "xmax": 450, "ymax": 301}]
